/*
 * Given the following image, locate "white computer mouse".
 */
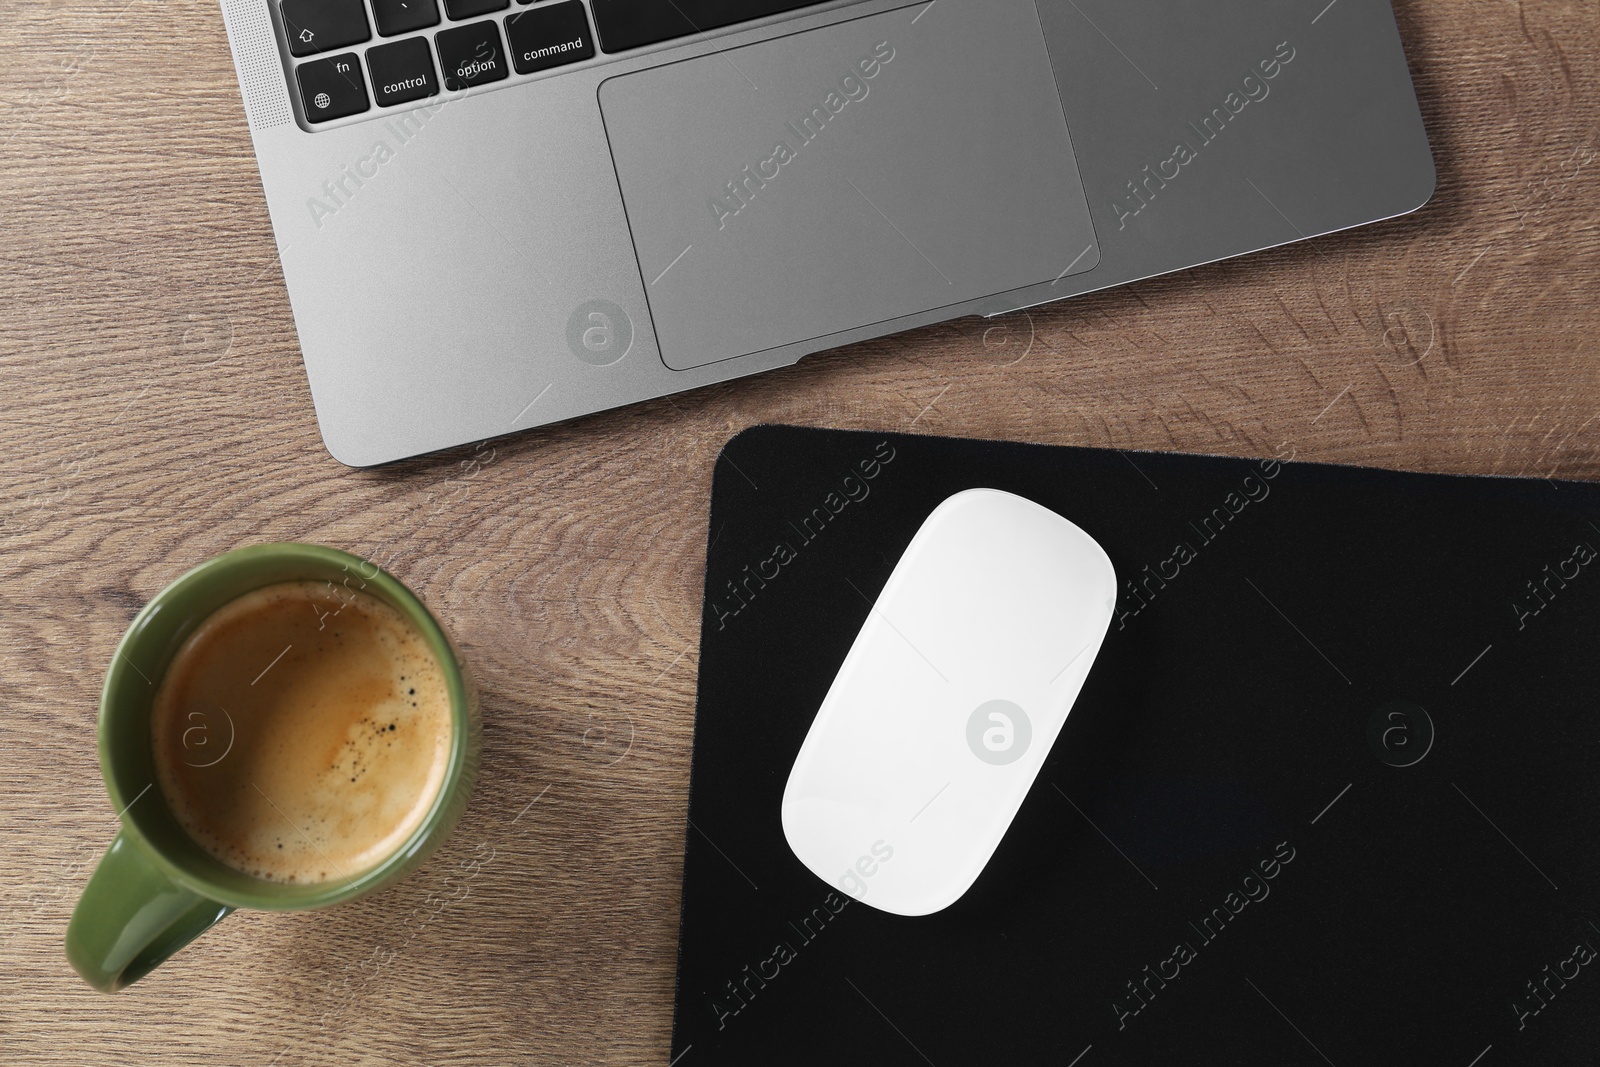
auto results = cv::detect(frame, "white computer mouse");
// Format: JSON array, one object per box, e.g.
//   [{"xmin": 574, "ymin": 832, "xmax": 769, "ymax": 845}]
[{"xmin": 781, "ymin": 488, "xmax": 1117, "ymax": 916}]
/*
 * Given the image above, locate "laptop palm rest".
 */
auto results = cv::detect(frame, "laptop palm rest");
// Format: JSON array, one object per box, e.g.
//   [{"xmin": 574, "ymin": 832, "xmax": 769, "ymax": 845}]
[{"xmin": 598, "ymin": 0, "xmax": 1099, "ymax": 372}]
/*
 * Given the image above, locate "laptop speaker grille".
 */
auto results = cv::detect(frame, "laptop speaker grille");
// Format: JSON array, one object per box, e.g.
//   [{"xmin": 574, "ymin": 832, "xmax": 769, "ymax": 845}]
[{"xmin": 219, "ymin": 0, "xmax": 293, "ymax": 131}]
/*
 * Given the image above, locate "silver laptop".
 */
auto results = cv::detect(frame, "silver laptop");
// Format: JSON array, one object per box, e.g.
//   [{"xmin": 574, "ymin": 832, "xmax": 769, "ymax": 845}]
[{"xmin": 217, "ymin": 0, "xmax": 1434, "ymax": 466}]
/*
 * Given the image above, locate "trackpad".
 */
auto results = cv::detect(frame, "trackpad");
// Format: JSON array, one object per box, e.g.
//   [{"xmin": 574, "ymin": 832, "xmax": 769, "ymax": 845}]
[{"xmin": 598, "ymin": 0, "xmax": 1099, "ymax": 371}]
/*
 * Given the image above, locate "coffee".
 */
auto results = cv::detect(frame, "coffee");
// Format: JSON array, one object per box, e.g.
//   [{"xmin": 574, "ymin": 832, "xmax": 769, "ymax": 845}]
[{"xmin": 151, "ymin": 581, "xmax": 453, "ymax": 884}]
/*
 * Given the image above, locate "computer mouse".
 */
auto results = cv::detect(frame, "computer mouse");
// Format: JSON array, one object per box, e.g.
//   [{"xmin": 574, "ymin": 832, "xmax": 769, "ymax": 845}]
[{"xmin": 781, "ymin": 488, "xmax": 1117, "ymax": 916}]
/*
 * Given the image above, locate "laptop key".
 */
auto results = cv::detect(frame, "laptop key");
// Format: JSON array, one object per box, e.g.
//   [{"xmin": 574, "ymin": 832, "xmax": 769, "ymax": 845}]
[
  {"xmin": 436, "ymin": 22, "xmax": 510, "ymax": 90},
  {"xmin": 588, "ymin": 0, "xmax": 826, "ymax": 53},
  {"xmin": 443, "ymin": 0, "xmax": 509, "ymax": 19},
  {"xmin": 295, "ymin": 53, "xmax": 370, "ymax": 122},
  {"xmin": 283, "ymin": 0, "xmax": 370, "ymax": 58},
  {"xmin": 372, "ymin": 0, "xmax": 441, "ymax": 37},
  {"xmin": 507, "ymin": 2, "xmax": 595, "ymax": 75},
  {"xmin": 368, "ymin": 38, "xmax": 440, "ymax": 107}
]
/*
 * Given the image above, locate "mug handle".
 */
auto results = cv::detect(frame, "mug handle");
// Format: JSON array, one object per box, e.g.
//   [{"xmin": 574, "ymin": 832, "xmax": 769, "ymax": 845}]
[{"xmin": 65, "ymin": 831, "xmax": 233, "ymax": 992}]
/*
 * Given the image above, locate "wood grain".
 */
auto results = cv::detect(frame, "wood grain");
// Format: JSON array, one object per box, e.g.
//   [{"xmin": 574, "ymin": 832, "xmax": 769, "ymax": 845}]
[{"xmin": 1, "ymin": 0, "xmax": 1596, "ymax": 1062}]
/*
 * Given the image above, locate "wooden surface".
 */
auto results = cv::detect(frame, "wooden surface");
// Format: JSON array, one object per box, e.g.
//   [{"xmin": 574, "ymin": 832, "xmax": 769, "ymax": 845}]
[{"xmin": 1, "ymin": 0, "xmax": 1597, "ymax": 1062}]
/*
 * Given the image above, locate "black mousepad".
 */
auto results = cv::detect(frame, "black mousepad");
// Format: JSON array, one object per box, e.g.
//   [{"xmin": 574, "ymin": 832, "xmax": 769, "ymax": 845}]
[{"xmin": 671, "ymin": 425, "xmax": 1600, "ymax": 1066}]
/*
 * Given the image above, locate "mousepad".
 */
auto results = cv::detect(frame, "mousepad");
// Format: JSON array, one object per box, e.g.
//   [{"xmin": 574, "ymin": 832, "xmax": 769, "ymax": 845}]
[{"xmin": 671, "ymin": 425, "xmax": 1600, "ymax": 1066}]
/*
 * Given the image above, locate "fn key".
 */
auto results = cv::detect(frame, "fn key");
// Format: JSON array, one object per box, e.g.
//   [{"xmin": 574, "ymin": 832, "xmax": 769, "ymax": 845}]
[
  {"xmin": 506, "ymin": 1, "xmax": 594, "ymax": 76},
  {"xmin": 296, "ymin": 53, "xmax": 370, "ymax": 122}
]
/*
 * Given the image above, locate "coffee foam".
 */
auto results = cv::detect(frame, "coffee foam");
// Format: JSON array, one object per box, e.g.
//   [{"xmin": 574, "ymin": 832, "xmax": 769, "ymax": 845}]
[{"xmin": 151, "ymin": 581, "xmax": 453, "ymax": 884}]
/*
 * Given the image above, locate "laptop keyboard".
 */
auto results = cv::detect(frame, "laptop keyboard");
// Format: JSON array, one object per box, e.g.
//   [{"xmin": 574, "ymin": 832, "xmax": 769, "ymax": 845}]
[{"xmin": 276, "ymin": 0, "xmax": 832, "ymax": 126}]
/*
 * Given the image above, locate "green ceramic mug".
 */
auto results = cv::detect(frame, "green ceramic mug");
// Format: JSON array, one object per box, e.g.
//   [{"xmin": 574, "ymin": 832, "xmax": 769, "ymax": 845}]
[{"xmin": 65, "ymin": 544, "xmax": 480, "ymax": 992}]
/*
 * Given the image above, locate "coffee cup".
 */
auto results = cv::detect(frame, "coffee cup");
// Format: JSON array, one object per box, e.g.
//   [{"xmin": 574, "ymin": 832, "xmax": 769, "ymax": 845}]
[{"xmin": 65, "ymin": 544, "xmax": 480, "ymax": 991}]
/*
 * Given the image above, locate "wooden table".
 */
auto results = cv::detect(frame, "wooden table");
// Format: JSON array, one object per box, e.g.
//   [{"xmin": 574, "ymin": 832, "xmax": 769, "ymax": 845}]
[{"xmin": 1, "ymin": 0, "xmax": 1596, "ymax": 1061}]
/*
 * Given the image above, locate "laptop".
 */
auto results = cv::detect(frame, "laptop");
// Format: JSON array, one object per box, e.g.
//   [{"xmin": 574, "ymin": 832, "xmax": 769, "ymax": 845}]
[{"xmin": 216, "ymin": 0, "xmax": 1434, "ymax": 466}]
